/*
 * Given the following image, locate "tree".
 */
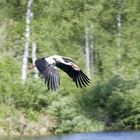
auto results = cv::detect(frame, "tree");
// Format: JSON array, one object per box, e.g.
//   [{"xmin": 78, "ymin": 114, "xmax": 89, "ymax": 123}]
[
  {"xmin": 85, "ymin": 25, "xmax": 94, "ymax": 79},
  {"xmin": 32, "ymin": 41, "xmax": 38, "ymax": 78},
  {"xmin": 21, "ymin": 0, "xmax": 33, "ymax": 83}
]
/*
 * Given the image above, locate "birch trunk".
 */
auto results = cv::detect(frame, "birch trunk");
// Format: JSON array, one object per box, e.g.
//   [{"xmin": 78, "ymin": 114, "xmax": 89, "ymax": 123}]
[
  {"xmin": 32, "ymin": 42, "xmax": 39, "ymax": 78},
  {"xmin": 85, "ymin": 26, "xmax": 91, "ymax": 78},
  {"xmin": 21, "ymin": 0, "xmax": 33, "ymax": 83},
  {"xmin": 85, "ymin": 25, "xmax": 94, "ymax": 79},
  {"xmin": 116, "ymin": 0, "xmax": 122, "ymax": 66},
  {"xmin": 89, "ymin": 24, "xmax": 94, "ymax": 77},
  {"xmin": 116, "ymin": 13, "xmax": 121, "ymax": 66}
]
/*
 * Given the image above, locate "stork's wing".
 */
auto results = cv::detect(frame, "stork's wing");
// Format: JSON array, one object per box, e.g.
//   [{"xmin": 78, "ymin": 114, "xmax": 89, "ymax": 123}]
[
  {"xmin": 43, "ymin": 64, "xmax": 60, "ymax": 90},
  {"xmin": 35, "ymin": 59, "xmax": 60, "ymax": 90},
  {"xmin": 56, "ymin": 63, "xmax": 90, "ymax": 88}
]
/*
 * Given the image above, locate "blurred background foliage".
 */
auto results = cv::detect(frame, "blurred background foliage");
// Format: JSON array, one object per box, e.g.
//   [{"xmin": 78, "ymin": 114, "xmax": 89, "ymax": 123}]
[{"xmin": 0, "ymin": 0, "xmax": 140, "ymax": 136}]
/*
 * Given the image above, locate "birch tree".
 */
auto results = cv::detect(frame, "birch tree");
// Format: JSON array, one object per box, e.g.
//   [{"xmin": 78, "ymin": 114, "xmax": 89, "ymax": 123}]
[
  {"xmin": 89, "ymin": 24, "xmax": 94, "ymax": 77},
  {"xmin": 32, "ymin": 42, "xmax": 38, "ymax": 78},
  {"xmin": 116, "ymin": 0, "xmax": 122, "ymax": 67},
  {"xmin": 21, "ymin": 0, "xmax": 33, "ymax": 83},
  {"xmin": 85, "ymin": 26, "xmax": 90, "ymax": 78},
  {"xmin": 85, "ymin": 25, "xmax": 94, "ymax": 79}
]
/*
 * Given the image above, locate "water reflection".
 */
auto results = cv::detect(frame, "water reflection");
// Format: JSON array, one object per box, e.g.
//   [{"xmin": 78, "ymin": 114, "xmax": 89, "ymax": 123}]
[{"xmin": 2, "ymin": 131, "xmax": 140, "ymax": 140}]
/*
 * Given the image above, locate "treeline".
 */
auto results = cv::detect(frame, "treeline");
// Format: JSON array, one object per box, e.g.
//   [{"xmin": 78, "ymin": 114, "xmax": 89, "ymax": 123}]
[{"xmin": 0, "ymin": 0, "xmax": 140, "ymax": 136}]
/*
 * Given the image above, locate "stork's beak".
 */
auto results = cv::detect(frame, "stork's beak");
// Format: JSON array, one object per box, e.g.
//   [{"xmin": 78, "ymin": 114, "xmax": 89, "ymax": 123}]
[{"xmin": 28, "ymin": 64, "xmax": 35, "ymax": 69}]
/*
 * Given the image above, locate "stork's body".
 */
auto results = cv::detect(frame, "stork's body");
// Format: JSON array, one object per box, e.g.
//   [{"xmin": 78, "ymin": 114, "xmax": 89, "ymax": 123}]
[{"xmin": 32, "ymin": 55, "xmax": 90, "ymax": 90}]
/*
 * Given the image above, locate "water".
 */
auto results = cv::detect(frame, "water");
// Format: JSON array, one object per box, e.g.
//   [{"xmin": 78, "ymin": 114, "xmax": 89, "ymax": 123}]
[{"xmin": 1, "ymin": 131, "xmax": 140, "ymax": 140}]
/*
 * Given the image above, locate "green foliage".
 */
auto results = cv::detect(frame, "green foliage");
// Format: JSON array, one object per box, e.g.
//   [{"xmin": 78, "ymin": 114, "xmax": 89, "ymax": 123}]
[
  {"xmin": 47, "ymin": 96, "xmax": 103, "ymax": 133},
  {"xmin": 0, "ymin": 0, "xmax": 140, "ymax": 135},
  {"xmin": 78, "ymin": 75, "xmax": 139, "ymax": 130}
]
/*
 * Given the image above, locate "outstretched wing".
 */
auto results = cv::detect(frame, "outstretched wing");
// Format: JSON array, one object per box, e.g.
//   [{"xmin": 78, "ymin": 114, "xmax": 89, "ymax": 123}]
[
  {"xmin": 56, "ymin": 62, "xmax": 90, "ymax": 88},
  {"xmin": 35, "ymin": 59, "xmax": 60, "ymax": 90}
]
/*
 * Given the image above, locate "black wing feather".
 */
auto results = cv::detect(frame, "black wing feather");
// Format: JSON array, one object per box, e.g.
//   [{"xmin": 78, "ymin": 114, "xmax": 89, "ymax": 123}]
[
  {"xmin": 35, "ymin": 58, "xmax": 60, "ymax": 90},
  {"xmin": 56, "ymin": 63, "xmax": 90, "ymax": 88},
  {"xmin": 78, "ymin": 74, "xmax": 86, "ymax": 87}
]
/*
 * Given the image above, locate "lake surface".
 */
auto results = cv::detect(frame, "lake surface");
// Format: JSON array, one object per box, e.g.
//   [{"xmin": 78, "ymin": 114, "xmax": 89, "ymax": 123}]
[{"xmin": 1, "ymin": 131, "xmax": 140, "ymax": 140}]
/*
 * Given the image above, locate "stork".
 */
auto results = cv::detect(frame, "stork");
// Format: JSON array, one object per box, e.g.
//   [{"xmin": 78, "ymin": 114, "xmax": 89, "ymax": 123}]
[{"xmin": 29, "ymin": 55, "xmax": 90, "ymax": 90}]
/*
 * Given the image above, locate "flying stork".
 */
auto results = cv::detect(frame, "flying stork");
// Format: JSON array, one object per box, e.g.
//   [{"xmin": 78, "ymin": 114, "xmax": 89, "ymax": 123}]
[{"xmin": 29, "ymin": 55, "xmax": 90, "ymax": 90}]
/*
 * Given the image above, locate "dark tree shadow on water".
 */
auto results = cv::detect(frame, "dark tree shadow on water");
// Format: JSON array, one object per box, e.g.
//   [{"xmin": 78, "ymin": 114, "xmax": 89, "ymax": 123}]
[{"xmin": 78, "ymin": 75, "xmax": 137, "ymax": 128}]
